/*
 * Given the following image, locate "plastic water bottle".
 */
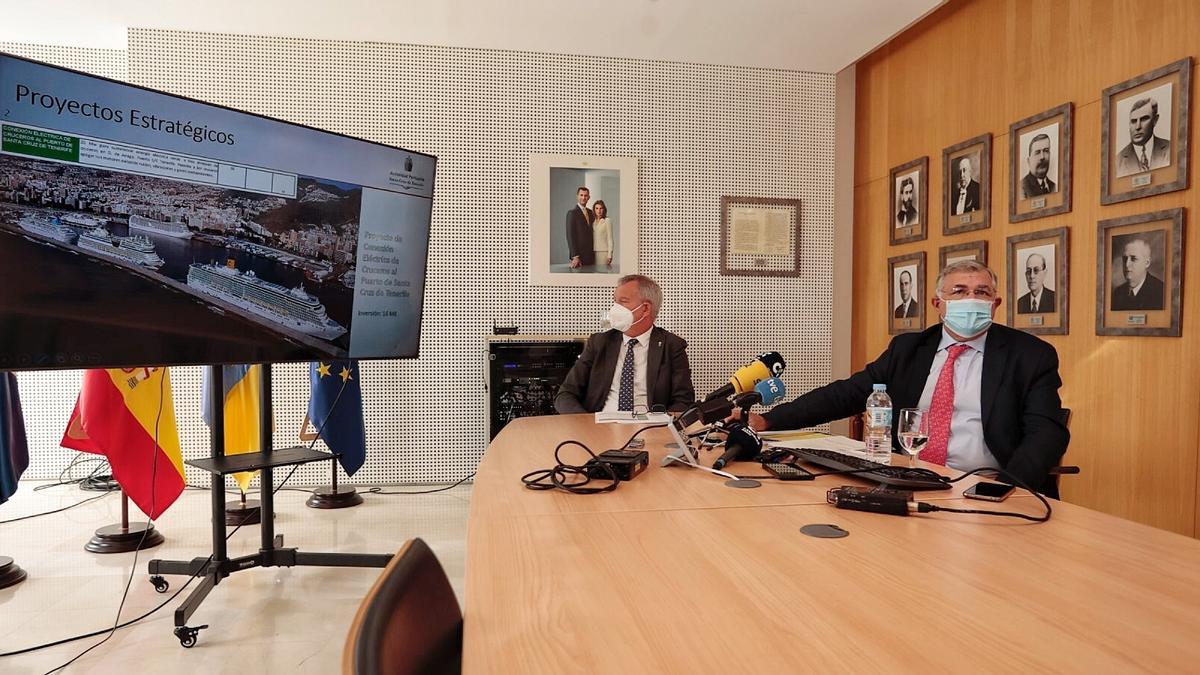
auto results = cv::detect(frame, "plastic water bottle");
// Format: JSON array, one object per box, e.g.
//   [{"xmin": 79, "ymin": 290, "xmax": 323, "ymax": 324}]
[{"xmin": 864, "ymin": 384, "xmax": 893, "ymax": 465}]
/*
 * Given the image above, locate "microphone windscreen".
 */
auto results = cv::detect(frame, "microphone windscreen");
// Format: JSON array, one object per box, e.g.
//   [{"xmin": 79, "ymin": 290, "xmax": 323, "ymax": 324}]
[
  {"xmin": 754, "ymin": 377, "xmax": 787, "ymax": 405},
  {"xmin": 729, "ymin": 360, "xmax": 771, "ymax": 393},
  {"xmin": 756, "ymin": 352, "xmax": 787, "ymax": 377}
]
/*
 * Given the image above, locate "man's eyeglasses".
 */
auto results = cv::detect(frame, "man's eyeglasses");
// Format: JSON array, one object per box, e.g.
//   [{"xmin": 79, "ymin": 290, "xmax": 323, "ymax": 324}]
[{"xmin": 939, "ymin": 286, "xmax": 997, "ymax": 300}]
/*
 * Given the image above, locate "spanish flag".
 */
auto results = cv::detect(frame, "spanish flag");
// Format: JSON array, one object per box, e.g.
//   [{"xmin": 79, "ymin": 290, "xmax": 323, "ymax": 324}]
[
  {"xmin": 63, "ymin": 368, "xmax": 185, "ymax": 519},
  {"xmin": 201, "ymin": 364, "xmax": 263, "ymax": 493}
]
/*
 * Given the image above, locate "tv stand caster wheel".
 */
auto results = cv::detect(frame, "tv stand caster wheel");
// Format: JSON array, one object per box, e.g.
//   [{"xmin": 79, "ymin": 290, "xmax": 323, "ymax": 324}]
[{"xmin": 175, "ymin": 624, "xmax": 207, "ymax": 648}]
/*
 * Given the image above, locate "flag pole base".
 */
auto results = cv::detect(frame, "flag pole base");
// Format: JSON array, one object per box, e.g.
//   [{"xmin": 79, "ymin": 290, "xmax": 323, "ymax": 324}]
[
  {"xmin": 305, "ymin": 485, "xmax": 363, "ymax": 509},
  {"xmin": 0, "ymin": 556, "xmax": 27, "ymax": 588},
  {"xmin": 85, "ymin": 522, "xmax": 165, "ymax": 554},
  {"xmin": 225, "ymin": 499, "xmax": 262, "ymax": 526}
]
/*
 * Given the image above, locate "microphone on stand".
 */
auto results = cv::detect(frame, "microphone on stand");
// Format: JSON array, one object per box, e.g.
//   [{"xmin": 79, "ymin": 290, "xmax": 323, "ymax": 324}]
[{"xmin": 712, "ymin": 422, "xmax": 763, "ymax": 471}]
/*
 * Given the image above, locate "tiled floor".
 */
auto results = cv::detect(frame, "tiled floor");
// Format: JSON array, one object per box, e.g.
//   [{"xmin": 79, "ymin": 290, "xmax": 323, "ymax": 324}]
[{"xmin": 0, "ymin": 480, "xmax": 470, "ymax": 674}]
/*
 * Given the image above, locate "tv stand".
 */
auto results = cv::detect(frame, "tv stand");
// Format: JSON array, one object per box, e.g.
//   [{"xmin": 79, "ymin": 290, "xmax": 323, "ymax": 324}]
[{"xmin": 146, "ymin": 363, "xmax": 392, "ymax": 648}]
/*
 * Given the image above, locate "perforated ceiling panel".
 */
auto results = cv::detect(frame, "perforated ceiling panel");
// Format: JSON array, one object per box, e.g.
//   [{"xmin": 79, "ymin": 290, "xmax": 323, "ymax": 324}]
[{"xmin": 9, "ymin": 30, "xmax": 835, "ymax": 487}]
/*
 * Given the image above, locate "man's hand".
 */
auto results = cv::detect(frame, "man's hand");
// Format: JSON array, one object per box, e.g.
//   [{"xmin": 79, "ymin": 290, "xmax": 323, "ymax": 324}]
[
  {"xmin": 727, "ymin": 408, "xmax": 770, "ymax": 432},
  {"xmin": 569, "ymin": 256, "xmax": 581, "ymax": 269}
]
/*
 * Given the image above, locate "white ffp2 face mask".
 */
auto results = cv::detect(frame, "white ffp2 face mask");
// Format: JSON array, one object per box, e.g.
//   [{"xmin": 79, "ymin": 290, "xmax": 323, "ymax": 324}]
[{"xmin": 606, "ymin": 303, "xmax": 637, "ymax": 332}]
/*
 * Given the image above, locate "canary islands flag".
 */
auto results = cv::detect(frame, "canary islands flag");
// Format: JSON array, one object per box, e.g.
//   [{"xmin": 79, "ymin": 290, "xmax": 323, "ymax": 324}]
[
  {"xmin": 309, "ymin": 360, "xmax": 365, "ymax": 476},
  {"xmin": 64, "ymin": 368, "xmax": 185, "ymax": 519},
  {"xmin": 1, "ymin": 373, "xmax": 29, "ymax": 505},
  {"xmin": 202, "ymin": 365, "xmax": 263, "ymax": 493}
]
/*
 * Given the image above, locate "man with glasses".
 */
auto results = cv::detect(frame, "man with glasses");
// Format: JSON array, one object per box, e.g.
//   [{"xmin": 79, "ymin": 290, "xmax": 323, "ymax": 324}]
[
  {"xmin": 738, "ymin": 260, "xmax": 1069, "ymax": 494},
  {"xmin": 555, "ymin": 274, "xmax": 695, "ymax": 414},
  {"xmin": 1017, "ymin": 253, "xmax": 1056, "ymax": 314}
]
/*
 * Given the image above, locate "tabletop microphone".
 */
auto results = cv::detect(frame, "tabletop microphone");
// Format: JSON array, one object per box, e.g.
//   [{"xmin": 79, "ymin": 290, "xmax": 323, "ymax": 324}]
[
  {"xmin": 712, "ymin": 422, "xmax": 763, "ymax": 470},
  {"xmin": 704, "ymin": 352, "xmax": 787, "ymax": 401}
]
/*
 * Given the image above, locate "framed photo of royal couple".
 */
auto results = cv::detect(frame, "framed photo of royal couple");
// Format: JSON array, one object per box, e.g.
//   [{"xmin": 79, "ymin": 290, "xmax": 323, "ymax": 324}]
[
  {"xmin": 942, "ymin": 133, "xmax": 991, "ymax": 236},
  {"xmin": 1096, "ymin": 208, "xmax": 1184, "ymax": 337},
  {"xmin": 1100, "ymin": 58, "xmax": 1191, "ymax": 205},
  {"xmin": 1009, "ymin": 103, "xmax": 1074, "ymax": 223},
  {"xmin": 1006, "ymin": 228, "xmax": 1069, "ymax": 336},
  {"xmin": 529, "ymin": 154, "xmax": 639, "ymax": 286},
  {"xmin": 889, "ymin": 157, "xmax": 928, "ymax": 245},
  {"xmin": 888, "ymin": 252, "xmax": 925, "ymax": 335}
]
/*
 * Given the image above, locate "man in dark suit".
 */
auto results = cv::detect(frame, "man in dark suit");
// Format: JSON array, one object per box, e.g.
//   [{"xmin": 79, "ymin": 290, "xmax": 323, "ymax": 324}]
[
  {"xmin": 739, "ymin": 260, "xmax": 1069, "ymax": 494},
  {"xmin": 1020, "ymin": 133, "xmax": 1056, "ymax": 199},
  {"xmin": 555, "ymin": 274, "xmax": 695, "ymax": 413},
  {"xmin": 565, "ymin": 186, "xmax": 595, "ymax": 268},
  {"xmin": 1115, "ymin": 97, "xmax": 1171, "ymax": 178},
  {"xmin": 1016, "ymin": 253, "xmax": 1056, "ymax": 314},
  {"xmin": 893, "ymin": 270, "xmax": 917, "ymax": 318},
  {"xmin": 950, "ymin": 156, "xmax": 980, "ymax": 215},
  {"xmin": 895, "ymin": 177, "xmax": 918, "ymax": 227},
  {"xmin": 1111, "ymin": 237, "xmax": 1165, "ymax": 310}
]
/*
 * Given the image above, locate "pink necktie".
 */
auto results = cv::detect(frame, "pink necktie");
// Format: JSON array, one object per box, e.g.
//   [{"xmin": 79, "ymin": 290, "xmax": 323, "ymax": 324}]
[{"xmin": 920, "ymin": 344, "xmax": 970, "ymax": 466}]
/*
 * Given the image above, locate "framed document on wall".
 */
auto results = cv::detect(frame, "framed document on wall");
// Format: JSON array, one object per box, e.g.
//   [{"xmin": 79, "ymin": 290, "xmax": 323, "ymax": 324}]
[
  {"xmin": 719, "ymin": 196, "xmax": 801, "ymax": 277},
  {"xmin": 942, "ymin": 133, "xmax": 991, "ymax": 236},
  {"xmin": 888, "ymin": 252, "xmax": 925, "ymax": 335},
  {"xmin": 1009, "ymin": 103, "xmax": 1073, "ymax": 223},
  {"xmin": 889, "ymin": 157, "xmax": 928, "ymax": 245},
  {"xmin": 1007, "ymin": 227, "xmax": 1069, "ymax": 336}
]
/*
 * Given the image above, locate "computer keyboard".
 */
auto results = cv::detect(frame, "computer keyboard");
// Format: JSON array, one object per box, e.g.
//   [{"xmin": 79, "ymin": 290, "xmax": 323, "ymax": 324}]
[{"xmin": 784, "ymin": 447, "xmax": 951, "ymax": 491}]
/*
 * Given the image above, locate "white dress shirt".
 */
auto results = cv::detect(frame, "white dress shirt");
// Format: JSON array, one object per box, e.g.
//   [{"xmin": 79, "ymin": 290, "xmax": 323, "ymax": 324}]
[
  {"xmin": 916, "ymin": 329, "xmax": 1000, "ymax": 471},
  {"xmin": 603, "ymin": 333, "xmax": 649, "ymax": 412}
]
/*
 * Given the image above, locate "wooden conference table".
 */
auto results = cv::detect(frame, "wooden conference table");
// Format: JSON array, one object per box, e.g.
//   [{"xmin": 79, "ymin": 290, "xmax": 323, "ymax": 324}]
[{"xmin": 464, "ymin": 414, "xmax": 1200, "ymax": 672}]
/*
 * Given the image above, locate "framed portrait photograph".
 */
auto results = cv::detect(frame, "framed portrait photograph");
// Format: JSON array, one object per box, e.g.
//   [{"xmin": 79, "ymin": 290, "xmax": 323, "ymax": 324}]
[
  {"xmin": 1096, "ymin": 208, "xmax": 1184, "ymax": 337},
  {"xmin": 719, "ymin": 196, "xmax": 801, "ymax": 277},
  {"xmin": 529, "ymin": 154, "xmax": 639, "ymax": 286},
  {"xmin": 942, "ymin": 133, "xmax": 991, "ymax": 235},
  {"xmin": 889, "ymin": 157, "xmax": 928, "ymax": 245},
  {"xmin": 1007, "ymin": 227, "xmax": 1069, "ymax": 335},
  {"xmin": 1009, "ymin": 103, "xmax": 1073, "ymax": 223},
  {"xmin": 1101, "ymin": 58, "xmax": 1191, "ymax": 205},
  {"xmin": 888, "ymin": 251, "xmax": 925, "ymax": 335},
  {"xmin": 939, "ymin": 240, "xmax": 988, "ymax": 272}
]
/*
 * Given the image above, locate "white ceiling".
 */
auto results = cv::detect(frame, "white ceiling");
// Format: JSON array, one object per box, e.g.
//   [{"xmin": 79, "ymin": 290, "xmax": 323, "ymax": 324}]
[{"xmin": 0, "ymin": 0, "xmax": 941, "ymax": 73}]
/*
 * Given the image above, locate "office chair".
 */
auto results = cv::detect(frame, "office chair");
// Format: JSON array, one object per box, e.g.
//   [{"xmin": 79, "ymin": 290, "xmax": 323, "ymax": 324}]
[{"xmin": 343, "ymin": 538, "xmax": 463, "ymax": 675}]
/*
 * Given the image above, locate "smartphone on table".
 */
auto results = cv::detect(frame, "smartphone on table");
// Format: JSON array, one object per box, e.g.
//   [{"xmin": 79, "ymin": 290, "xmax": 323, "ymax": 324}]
[{"xmin": 964, "ymin": 481, "xmax": 1015, "ymax": 502}]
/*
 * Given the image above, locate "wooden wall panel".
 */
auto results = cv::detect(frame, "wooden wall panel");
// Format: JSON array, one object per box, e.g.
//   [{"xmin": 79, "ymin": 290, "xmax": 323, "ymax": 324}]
[{"xmin": 853, "ymin": 0, "xmax": 1200, "ymax": 536}]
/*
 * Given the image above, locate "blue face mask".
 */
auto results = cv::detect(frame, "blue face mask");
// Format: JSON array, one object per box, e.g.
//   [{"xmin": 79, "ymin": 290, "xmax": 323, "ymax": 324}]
[{"xmin": 941, "ymin": 299, "xmax": 993, "ymax": 338}]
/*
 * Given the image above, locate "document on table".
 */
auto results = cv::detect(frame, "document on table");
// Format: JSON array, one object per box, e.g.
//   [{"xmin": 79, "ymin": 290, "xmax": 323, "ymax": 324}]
[
  {"xmin": 761, "ymin": 432, "xmax": 867, "ymax": 457},
  {"xmin": 595, "ymin": 412, "xmax": 673, "ymax": 424}
]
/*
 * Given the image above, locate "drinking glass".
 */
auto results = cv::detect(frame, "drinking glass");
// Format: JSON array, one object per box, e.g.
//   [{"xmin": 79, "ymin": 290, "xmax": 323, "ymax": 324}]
[{"xmin": 897, "ymin": 408, "xmax": 929, "ymax": 466}]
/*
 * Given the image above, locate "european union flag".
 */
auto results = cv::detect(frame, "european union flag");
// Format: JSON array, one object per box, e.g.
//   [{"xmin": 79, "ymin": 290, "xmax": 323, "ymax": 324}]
[
  {"xmin": 309, "ymin": 360, "xmax": 366, "ymax": 476},
  {"xmin": 1, "ymin": 373, "xmax": 30, "ymax": 505}
]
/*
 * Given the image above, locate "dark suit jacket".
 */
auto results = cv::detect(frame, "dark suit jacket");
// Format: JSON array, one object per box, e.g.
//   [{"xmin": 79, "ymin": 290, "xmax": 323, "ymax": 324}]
[
  {"xmin": 1116, "ymin": 136, "xmax": 1170, "ymax": 177},
  {"xmin": 950, "ymin": 179, "xmax": 981, "ymax": 214},
  {"xmin": 1111, "ymin": 273, "xmax": 1165, "ymax": 311},
  {"xmin": 1017, "ymin": 288, "xmax": 1056, "ymax": 314},
  {"xmin": 1020, "ymin": 173, "xmax": 1056, "ymax": 199},
  {"xmin": 554, "ymin": 326, "xmax": 695, "ymax": 414},
  {"xmin": 565, "ymin": 206, "xmax": 595, "ymax": 265},
  {"xmin": 893, "ymin": 298, "xmax": 917, "ymax": 319},
  {"xmin": 762, "ymin": 323, "xmax": 1069, "ymax": 493},
  {"xmin": 895, "ymin": 204, "xmax": 918, "ymax": 227}
]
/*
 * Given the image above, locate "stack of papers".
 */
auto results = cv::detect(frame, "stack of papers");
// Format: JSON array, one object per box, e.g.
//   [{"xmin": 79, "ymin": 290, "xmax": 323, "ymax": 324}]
[{"xmin": 762, "ymin": 432, "xmax": 868, "ymax": 458}]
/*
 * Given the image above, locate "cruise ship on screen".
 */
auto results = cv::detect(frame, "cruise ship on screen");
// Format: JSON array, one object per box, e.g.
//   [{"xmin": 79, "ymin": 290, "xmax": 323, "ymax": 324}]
[
  {"xmin": 129, "ymin": 214, "xmax": 193, "ymax": 239},
  {"xmin": 187, "ymin": 260, "xmax": 347, "ymax": 340},
  {"xmin": 18, "ymin": 214, "xmax": 78, "ymax": 244},
  {"xmin": 78, "ymin": 226, "xmax": 165, "ymax": 269}
]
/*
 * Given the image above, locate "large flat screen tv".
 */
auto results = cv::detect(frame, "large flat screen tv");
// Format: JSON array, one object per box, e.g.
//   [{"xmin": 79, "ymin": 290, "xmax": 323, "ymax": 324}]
[{"xmin": 0, "ymin": 53, "xmax": 435, "ymax": 371}]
